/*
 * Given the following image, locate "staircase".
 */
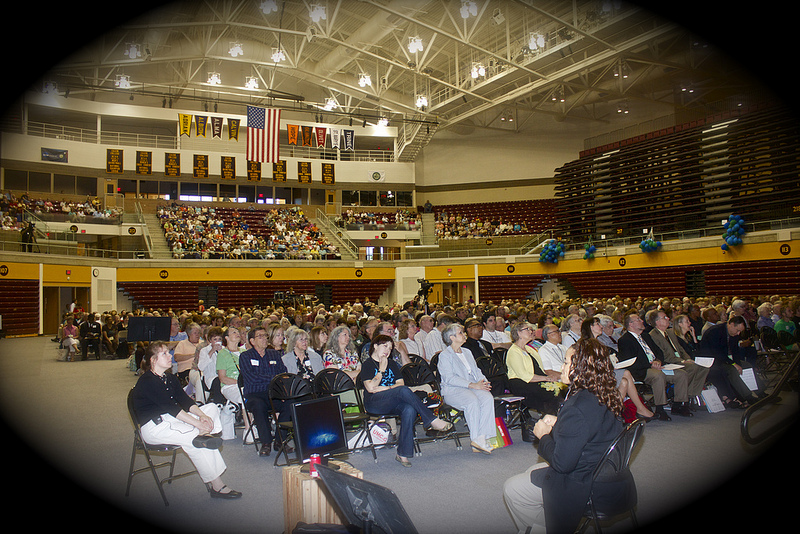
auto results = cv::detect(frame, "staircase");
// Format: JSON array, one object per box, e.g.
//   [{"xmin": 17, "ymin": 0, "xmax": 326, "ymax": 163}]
[
  {"xmin": 313, "ymin": 210, "xmax": 358, "ymax": 260},
  {"xmin": 141, "ymin": 212, "xmax": 173, "ymax": 259},
  {"xmin": 397, "ymin": 121, "xmax": 438, "ymax": 162},
  {"xmin": 420, "ymin": 212, "xmax": 437, "ymax": 245}
]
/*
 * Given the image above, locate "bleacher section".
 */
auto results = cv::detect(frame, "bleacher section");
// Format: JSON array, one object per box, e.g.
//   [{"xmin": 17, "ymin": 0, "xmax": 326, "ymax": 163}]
[
  {"xmin": 431, "ymin": 199, "xmax": 559, "ymax": 239},
  {"xmin": 0, "ymin": 279, "xmax": 39, "ymax": 336}
]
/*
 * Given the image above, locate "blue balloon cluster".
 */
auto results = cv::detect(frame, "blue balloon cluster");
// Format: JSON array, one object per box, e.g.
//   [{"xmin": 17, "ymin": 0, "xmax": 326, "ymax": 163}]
[
  {"xmin": 539, "ymin": 239, "xmax": 566, "ymax": 263},
  {"xmin": 721, "ymin": 214, "xmax": 746, "ymax": 250},
  {"xmin": 639, "ymin": 238, "xmax": 661, "ymax": 253},
  {"xmin": 583, "ymin": 243, "xmax": 597, "ymax": 260}
]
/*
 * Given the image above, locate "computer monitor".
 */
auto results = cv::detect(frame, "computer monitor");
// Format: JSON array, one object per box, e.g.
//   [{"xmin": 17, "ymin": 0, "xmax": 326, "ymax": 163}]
[
  {"xmin": 290, "ymin": 394, "xmax": 348, "ymax": 468},
  {"xmin": 315, "ymin": 464, "xmax": 419, "ymax": 534},
  {"xmin": 126, "ymin": 316, "xmax": 171, "ymax": 342}
]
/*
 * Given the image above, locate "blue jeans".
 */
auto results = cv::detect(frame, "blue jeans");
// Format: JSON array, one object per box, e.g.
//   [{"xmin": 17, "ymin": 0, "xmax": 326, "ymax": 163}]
[{"xmin": 365, "ymin": 386, "xmax": 436, "ymax": 458}]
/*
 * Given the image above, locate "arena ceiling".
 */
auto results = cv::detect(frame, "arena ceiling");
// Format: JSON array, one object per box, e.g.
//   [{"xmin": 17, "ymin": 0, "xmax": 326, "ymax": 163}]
[{"xmin": 15, "ymin": 1, "xmax": 778, "ymax": 137}]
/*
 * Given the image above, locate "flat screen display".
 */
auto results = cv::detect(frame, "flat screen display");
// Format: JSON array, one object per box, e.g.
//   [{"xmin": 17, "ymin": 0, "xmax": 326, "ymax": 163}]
[{"xmin": 290, "ymin": 394, "xmax": 348, "ymax": 463}]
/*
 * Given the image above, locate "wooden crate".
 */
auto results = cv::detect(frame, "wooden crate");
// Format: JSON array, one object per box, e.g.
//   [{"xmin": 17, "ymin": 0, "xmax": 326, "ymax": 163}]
[{"xmin": 282, "ymin": 460, "xmax": 363, "ymax": 532}]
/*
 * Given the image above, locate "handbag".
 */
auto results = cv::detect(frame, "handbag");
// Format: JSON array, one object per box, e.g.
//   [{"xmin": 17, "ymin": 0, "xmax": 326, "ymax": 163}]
[{"xmin": 489, "ymin": 416, "xmax": 513, "ymax": 449}]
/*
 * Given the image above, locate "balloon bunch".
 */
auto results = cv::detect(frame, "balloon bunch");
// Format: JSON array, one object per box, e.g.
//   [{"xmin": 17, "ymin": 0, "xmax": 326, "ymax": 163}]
[
  {"xmin": 583, "ymin": 242, "xmax": 597, "ymax": 260},
  {"xmin": 721, "ymin": 214, "xmax": 746, "ymax": 250},
  {"xmin": 639, "ymin": 238, "xmax": 661, "ymax": 253},
  {"xmin": 539, "ymin": 239, "xmax": 566, "ymax": 263}
]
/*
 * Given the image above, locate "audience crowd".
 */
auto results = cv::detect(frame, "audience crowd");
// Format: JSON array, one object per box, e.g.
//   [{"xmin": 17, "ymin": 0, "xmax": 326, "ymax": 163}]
[
  {"xmin": 157, "ymin": 203, "xmax": 341, "ymax": 260},
  {"xmin": 1, "ymin": 191, "xmax": 121, "ymax": 230},
  {"xmin": 434, "ymin": 212, "xmax": 531, "ymax": 240},
  {"xmin": 335, "ymin": 209, "xmax": 421, "ymax": 230}
]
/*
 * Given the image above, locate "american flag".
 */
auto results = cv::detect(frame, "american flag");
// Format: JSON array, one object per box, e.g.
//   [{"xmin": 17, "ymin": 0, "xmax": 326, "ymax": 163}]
[{"xmin": 246, "ymin": 106, "xmax": 281, "ymax": 163}]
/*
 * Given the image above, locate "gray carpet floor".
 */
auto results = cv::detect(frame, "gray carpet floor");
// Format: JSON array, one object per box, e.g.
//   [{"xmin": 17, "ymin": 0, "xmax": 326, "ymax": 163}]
[{"xmin": 1, "ymin": 336, "xmax": 797, "ymax": 533}]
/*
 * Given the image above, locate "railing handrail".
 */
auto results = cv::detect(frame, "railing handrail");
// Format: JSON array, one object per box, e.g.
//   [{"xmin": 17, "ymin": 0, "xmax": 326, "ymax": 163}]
[{"xmin": 740, "ymin": 349, "xmax": 800, "ymax": 445}]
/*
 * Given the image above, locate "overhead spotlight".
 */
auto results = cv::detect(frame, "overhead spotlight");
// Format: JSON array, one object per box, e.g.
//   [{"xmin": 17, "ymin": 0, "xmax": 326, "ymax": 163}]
[
  {"xmin": 415, "ymin": 94, "xmax": 428, "ymax": 109},
  {"xmin": 617, "ymin": 102, "xmax": 629, "ymax": 114},
  {"xmin": 208, "ymin": 72, "xmax": 221, "ymax": 85},
  {"xmin": 528, "ymin": 33, "xmax": 546, "ymax": 51},
  {"xmin": 115, "ymin": 74, "xmax": 131, "ymax": 89},
  {"xmin": 271, "ymin": 48, "xmax": 286, "ymax": 63},
  {"xmin": 245, "ymin": 76, "xmax": 259, "ymax": 90},
  {"xmin": 491, "ymin": 8, "xmax": 505, "ymax": 25},
  {"xmin": 460, "ymin": 0, "xmax": 478, "ymax": 19},
  {"xmin": 323, "ymin": 98, "xmax": 337, "ymax": 111},
  {"xmin": 123, "ymin": 43, "xmax": 142, "ymax": 59},
  {"xmin": 377, "ymin": 117, "xmax": 389, "ymax": 127},
  {"xmin": 309, "ymin": 4, "xmax": 327, "ymax": 23},
  {"xmin": 471, "ymin": 63, "xmax": 486, "ymax": 79},
  {"xmin": 229, "ymin": 42, "xmax": 244, "ymax": 57},
  {"xmin": 260, "ymin": 0, "xmax": 278, "ymax": 14},
  {"xmin": 358, "ymin": 73, "xmax": 372, "ymax": 87},
  {"xmin": 408, "ymin": 36, "xmax": 423, "ymax": 54}
]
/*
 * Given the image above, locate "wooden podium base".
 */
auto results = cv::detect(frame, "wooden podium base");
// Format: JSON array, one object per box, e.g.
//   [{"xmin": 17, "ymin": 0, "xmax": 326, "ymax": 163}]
[{"xmin": 282, "ymin": 460, "xmax": 363, "ymax": 533}]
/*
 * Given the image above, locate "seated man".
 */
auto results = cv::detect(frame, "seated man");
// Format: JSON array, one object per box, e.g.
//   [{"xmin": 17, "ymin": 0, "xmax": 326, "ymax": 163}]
[
  {"xmin": 537, "ymin": 324, "xmax": 567, "ymax": 378},
  {"xmin": 480, "ymin": 312, "xmax": 512, "ymax": 349},
  {"xmin": 645, "ymin": 309, "xmax": 709, "ymax": 403},
  {"xmin": 617, "ymin": 312, "xmax": 692, "ymax": 420},
  {"xmin": 773, "ymin": 300, "xmax": 799, "ymax": 350},
  {"xmin": 79, "ymin": 312, "xmax": 102, "ymax": 361}
]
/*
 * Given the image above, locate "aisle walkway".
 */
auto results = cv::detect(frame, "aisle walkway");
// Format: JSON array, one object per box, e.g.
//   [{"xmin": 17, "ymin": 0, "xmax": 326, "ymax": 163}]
[{"xmin": 0, "ymin": 336, "xmax": 796, "ymax": 533}]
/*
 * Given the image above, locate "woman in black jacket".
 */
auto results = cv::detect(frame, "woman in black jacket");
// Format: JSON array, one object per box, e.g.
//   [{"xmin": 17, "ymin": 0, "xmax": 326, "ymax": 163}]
[{"xmin": 503, "ymin": 338, "xmax": 630, "ymax": 533}]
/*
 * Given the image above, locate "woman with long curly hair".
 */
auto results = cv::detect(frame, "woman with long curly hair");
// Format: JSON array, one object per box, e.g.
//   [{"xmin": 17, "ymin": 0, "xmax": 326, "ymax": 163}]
[{"xmin": 504, "ymin": 338, "xmax": 634, "ymax": 533}]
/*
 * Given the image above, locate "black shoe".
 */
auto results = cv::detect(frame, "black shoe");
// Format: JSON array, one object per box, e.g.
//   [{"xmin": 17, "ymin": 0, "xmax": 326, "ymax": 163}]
[
  {"xmin": 209, "ymin": 485, "xmax": 242, "ymax": 499},
  {"xmin": 654, "ymin": 407, "xmax": 672, "ymax": 421},
  {"xmin": 672, "ymin": 403, "xmax": 693, "ymax": 417},
  {"xmin": 192, "ymin": 435, "xmax": 223, "ymax": 449},
  {"xmin": 259, "ymin": 443, "xmax": 271, "ymax": 457}
]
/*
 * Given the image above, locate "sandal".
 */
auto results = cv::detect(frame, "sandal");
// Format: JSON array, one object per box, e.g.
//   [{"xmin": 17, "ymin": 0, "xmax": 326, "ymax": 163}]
[{"xmin": 209, "ymin": 485, "xmax": 242, "ymax": 499}]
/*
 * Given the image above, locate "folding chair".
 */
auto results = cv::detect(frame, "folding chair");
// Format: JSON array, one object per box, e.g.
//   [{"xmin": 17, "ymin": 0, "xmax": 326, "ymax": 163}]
[
  {"xmin": 125, "ymin": 389, "xmax": 199, "ymax": 506},
  {"xmin": 268, "ymin": 373, "xmax": 314, "ymax": 467},
  {"xmin": 576, "ymin": 418, "xmax": 645, "ymax": 534},
  {"xmin": 400, "ymin": 360, "xmax": 462, "ymax": 452},
  {"xmin": 313, "ymin": 367, "xmax": 378, "ymax": 462},
  {"xmin": 238, "ymin": 374, "xmax": 259, "ymax": 452},
  {"xmin": 476, "ymin": 355, "xmax": 528, "ymax": 429}
]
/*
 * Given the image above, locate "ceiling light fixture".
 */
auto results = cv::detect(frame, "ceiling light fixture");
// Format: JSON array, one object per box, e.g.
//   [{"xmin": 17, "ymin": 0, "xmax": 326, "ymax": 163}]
[
  {"xmin": 208, "ymin": 72, "xmax": 221, "ymax": 85},
  {"xmin": 124, "ymin": 43, "xmax": 142, "ymax": 59},
  {"xmin": 115, "ymin": 74, "xmax": 131, "ymax": 89},
  {"xmin": 229, "ymin": 42, "xmax": 244, "ymax": 57},
  {"xmin": 460, "ymin": 0, "xmax": 478, "ymax": 19},
  {"xmin": 415, "ymin": 94, "xmax": 428, "ymax": 109},
  {"xmin": 358, "ymin": 73, "xmax": 372, "ymax": 87},
  {"xmin": 528, "ymin": 33, "xmax": 545, "ymax": 51},
  {"xmin": 408, "ymin": 36, "xmax": 423, "ymax": 54},
  {"xmin": 309, "ymin": 4, "xmax": 327, "ymax": 23},
  {"xmin": 260, "ymin": 0, "xmax": 278, "ymax": 14},
  {"xmin": 471, "ymin": 63, "xmax": 486, "ymax": 79},
  {"xmin": 271, "ymin": 48, "xmax": 286, "ymax": 63},
  {"xmin": 245, "ymin": 76, "xmax": 259, "ymax": 90},
  {"xmin": 323, "ymin": 98, "xmax": 337, "ymax": 111},
  {"xmin": 377, "ymin": 117, "xmax": 389, "ymax": 127}
]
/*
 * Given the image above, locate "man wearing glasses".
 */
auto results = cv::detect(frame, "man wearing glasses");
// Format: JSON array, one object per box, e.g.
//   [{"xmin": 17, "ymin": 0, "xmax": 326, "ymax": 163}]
[{"xmin": 239, "ymin": 327, "xmax": 288, "ymax": 457}]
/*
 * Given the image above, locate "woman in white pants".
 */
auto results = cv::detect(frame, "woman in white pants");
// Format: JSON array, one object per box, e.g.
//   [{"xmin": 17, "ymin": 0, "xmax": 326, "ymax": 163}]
[
  {"xmin": 131, "ymin": 341, "xmax": 241, "ymax": 499},
  {"xmin": 437, "ymin": 322, "xmax": 496, "ymax": 454}
]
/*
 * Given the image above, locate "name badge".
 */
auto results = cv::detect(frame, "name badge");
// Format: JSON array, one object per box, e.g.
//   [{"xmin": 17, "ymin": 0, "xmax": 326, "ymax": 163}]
[
  {"xmin": 250, "ymin": 359, "xmax": 260, "ymax": 366},
  {"xmin": 269, "ymin": 361, "xmax": 277, "ymax": 365}
]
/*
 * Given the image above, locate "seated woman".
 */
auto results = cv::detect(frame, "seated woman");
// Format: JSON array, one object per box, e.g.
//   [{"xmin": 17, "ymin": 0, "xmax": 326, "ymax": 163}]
[
  {"xmin": 581, "ymin": 317, "xmax": 654, "ymax": 420},
  {"xmin": 322, "ymin": 325, "xmax": 361, "ymax": 380},
  {"xmin": 359, "ymin": 335, "xmax": 452, "ymax": 468},
  {"xmin": 503, "ymin": 338, "xmax": 629, "ymax": 533},
  {"xmin": 215, "ymin": 327, "xmax": 251, "ymax": 440},
  {"xmin": 671, "ymin": 313, "xmax": 699, "ymax": 358},
  {"xmin": 437, "ymin": 323, "xmax": 496, "ymax": 455},
  {"xmin": 61, "ymin": 316, "xmax": 80, "ymax": 361},
  {"xmin": 101, "ymin": 315, "xmax": 119, "ymax": 357},
  {"xmin": 282, "ymin": 326, "xmax": 324, "ymax": 380},
  {"xmin": 309, "ymin": 326, "xmax": 329, "ymax": 356},
  {"xmin": 505, "ymin": 322, "xmax": 564, "ymax": 416},
  {"xmin": 131, "ymin": 341, "xmax": 241, "ymax": 499},
  {"xmin": 173, "ymin": 322, "xmax": 202, "ymax": 385},
  {"xmin": 264, "ymin": 322, "xmax": 286, "ymax": 352},
  {"xmin": 397, "ymin": 318, "xmax": 424, "ymax": 359}
]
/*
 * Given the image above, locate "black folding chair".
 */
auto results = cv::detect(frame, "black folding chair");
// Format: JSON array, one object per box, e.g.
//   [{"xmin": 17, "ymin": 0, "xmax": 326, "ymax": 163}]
[
  {"xmin": 400, "ymin": 360, "xmax": 462, "ymax": 452},
  {"xmin": 125, "ymin": 389, "xmax": 199, "ymax": 506},
  {"xmin": 476, "ymin": 355, "xmax": 527, "ymax": 429},
  {"xmin": 269, "ymin": 373, "xmax": 314, "ymax": 467},
  {"xmin": 237, "ymin": 374, "xmax": 259, "ymax": 452},
  {"xmin": 313, "ymin": 367, "xmax": 378, "ymax": 462},
  {"xmin": 576, "ymin": 418, "xmax": 646, "ymax": 534}
]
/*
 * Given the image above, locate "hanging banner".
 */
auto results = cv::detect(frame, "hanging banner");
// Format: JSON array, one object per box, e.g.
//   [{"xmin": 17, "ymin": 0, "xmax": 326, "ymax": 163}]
[
  {"xmin": 178, "ymin": 114, "xmax": 192, "ymax": 136},
  {"xmin": 106, "ymin": 149, "xmax": 123, "ymax": 174},
  {"xmin": 298, "ymin": 161, "xmax": 312, "ymax": 184},
  {"xmin": 211, "ymin": 117, "xmax": 224, "ymax": 138},
  {"xmin": 315, "ymin": 127, "xmax": 327, "ymax": 148},
  {"xmin": 321, "ymin": 162, "xmax": 335, "ymax": 185},
  {"xmin": 287, "ymin": 124, "xmax": 299, "ymax": 145},
  {"xmin": 228, "ymin": 118, "xmax": 240, "ymax": 141},
  {"xmin": 273, "ymin": 160, "xmax": 287, "ymax": 182},
  {"xmin": 136, "ymin": 151, "xmax": 152, "ymax": 175},
  {"xmin": 195, "ymin": 116, "xmax": 208, "ymax": 137},
  {"xmin": 331, "ymin": 129, "xmax": 341, "ymax": 149},
  {"xmin": 247, "ymin": 160, "xmax": 261, "ymax": 182},
  {"xmin": 165, "ymin": 153, "xmax": 181, "ymax": 177},
  {"xmin": 221, "ymin": 156, "xmax": 236, "ymax": 180},
  {"xmin": 343, "ymin": 129, "xmax": 355, "ymax": 150},
  {"xmin": 301, "ymin": 126, "xmax": 313, "ymax": 146},
  {"xmin": 193, "ymin": 154, "xmax": 209, "ymax": 178}
]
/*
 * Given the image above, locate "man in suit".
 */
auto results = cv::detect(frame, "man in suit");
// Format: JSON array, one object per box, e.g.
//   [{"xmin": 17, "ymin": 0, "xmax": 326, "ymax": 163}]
[
  {"xmin": 79, "ymin": 312, "xmax": 102, "ymax": 360},
  {"xmin": 464, "ymin": 317, "xmax": 508, "ymax": 395},
  {"xmin": 617, "ymin": 312, "xmax": 691, "ymax": 420},
  {"xmin": 646, "ymin": 309, "xmax": 709, "ymax": 404},
  {"xmin": 697, "ymin": 316, "xmax": 762, "ymax": 405}
]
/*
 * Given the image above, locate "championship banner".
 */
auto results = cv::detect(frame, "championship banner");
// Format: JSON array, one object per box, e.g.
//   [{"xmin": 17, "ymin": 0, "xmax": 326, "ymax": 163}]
[
  {"xmin": 211, "ymin": 117, "xmax": 223, "ymax": 138},
  {"xmin": 315, "ymin": 127, "xmax": 327, "ymax": 148},
  {"xmin": 193, "ymin": 154, "xmax": 209, "ymax": 178},
  {"xmin": 221, "ymin": 156, "xmax": 236, "ymax": 180},
  {"xmin": 136, "ymin": 151, "xmax": 152, "ymax": 175},
  {"xmin": 106, "ymin": 149, "xmax": 123, "ymax": 174},
  {"xmin": 331, "ymin": 128, "xmax": 341, "ymax": 149},
  {"xmin": 343, "ymin": 129, "xmax": 355, "ymax": 150},
  {"xmin": 247, "ymin": 160, "xmax": 261, "ymax": 182},
  {"xmin": 165, "ymin": 153, "xmax": 181, "ymax": 177},
  {"xmin": 195, "ymin": 116, "xmax": 208, "ymax": 137},
  {"xmin": 228, "ymin": 118, "xmax": 240, "ymax": 141},
  {"xmin": 322, "ymin": 162, "xmax": 335, "ymax": 185},
  {"xmin": 301, "ymin": 126, "xmax": 313, "ymax": 146},
  {"xmin": 298, "ymin": 161, "xmax": 312, "ymax": 184},
  {"xmin": 287, "ymin": 124, "xmax": 299, "ymax": 145},
  {"xmin": 179, "ymin": 114, "xmax": 192, "ymax": 136},
  {"xmin": 273, "ymin": 160, "xmax": 287, "ymax": 182}
]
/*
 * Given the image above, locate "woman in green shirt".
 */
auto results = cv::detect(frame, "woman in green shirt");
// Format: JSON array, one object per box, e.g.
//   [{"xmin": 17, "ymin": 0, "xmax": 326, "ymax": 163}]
[{"xmin": 216, "ymin": 327, "xmax": 250, "ymax": 438}]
